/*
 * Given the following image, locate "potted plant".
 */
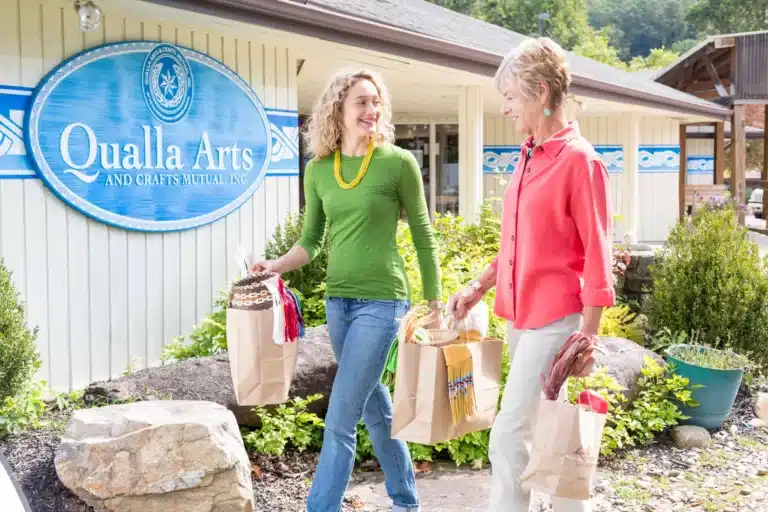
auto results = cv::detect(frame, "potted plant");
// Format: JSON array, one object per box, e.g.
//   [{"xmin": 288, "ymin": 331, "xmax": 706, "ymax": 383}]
[{"xmin": 666, "ymin": 344, "xmax": 751, "ymax": 430}]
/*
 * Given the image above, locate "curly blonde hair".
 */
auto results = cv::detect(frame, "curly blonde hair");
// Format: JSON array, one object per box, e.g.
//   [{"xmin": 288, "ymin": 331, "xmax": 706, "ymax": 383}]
[
  {"xmin": 494, "ymin": 37, "xmax": 571, "ymax": 109},
  {"xmin": 302, "ymin": 69, "xmax": 395, "ymax": 159}
]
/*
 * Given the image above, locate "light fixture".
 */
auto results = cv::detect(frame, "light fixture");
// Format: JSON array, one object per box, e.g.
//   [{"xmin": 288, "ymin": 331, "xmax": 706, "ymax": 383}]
[{"xmin": 74, "ymin": 0, "xmax": 103, "ymax": 32}]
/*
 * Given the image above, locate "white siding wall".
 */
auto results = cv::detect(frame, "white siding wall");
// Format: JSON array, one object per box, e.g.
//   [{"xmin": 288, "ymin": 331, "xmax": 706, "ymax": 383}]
[
  {"xmin": 0, "ymin": 0, "xmax": 299, "ymax": 391},
  {"xmin": 688, "ymin": 139, "xmax": 715, "ymax": 186},
  {"xmin": 482, "ymin": 115, "xmax": 706, "ymax": 242}
]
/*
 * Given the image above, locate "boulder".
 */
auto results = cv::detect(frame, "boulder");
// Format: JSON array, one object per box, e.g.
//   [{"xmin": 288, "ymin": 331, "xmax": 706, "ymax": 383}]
[
  {"xmin": 593, "ymin": 336, "xmax": 664, "ymax": 404},
  {"xmin": 670, "ymin": 425, "xmax": 712, "ymax": 449},
  {"xmin": 756, "ymin": 392, "xmax": 768, "ymax": 420},
  {"xmin": 54, "ymin": 400, "xmax": 254, "ymax": 512},
  {"xmin": 85, "ymin": 326, "xmax": 336, "ymax": 426}
]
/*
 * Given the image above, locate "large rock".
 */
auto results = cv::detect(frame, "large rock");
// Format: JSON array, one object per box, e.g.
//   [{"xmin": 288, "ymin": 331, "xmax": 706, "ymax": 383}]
[
  {"xmin": 85, "ymin": 326, "xmax": 336, "ymax": 426},
  {"xmin": 756, "ymin": 392, "xmax": 768, "ymax": 420},
  {"xmin": 54, "ymin": 400, "xmax": 254, "ymax": 511},
  {"xmin": 593, "ymin": 336, "xmax": 664, "ymax": 404},
  {"xmin": 670, "ymin": 425, "xmax": 712, "ymax": 449}
]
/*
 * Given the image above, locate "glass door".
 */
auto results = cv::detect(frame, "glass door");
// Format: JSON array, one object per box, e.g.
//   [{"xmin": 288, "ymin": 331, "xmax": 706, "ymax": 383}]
[
  {"xmin": 435, "ymin": 124, "xmax": 459, "ymax": 216},
  {"xmin": 394, "ymin": 124, "xmax": 431, "ymax": 211}
]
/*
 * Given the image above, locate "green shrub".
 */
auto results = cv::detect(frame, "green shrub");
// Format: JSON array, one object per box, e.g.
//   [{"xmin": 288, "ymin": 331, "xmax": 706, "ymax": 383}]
[
  {"xmin": 264, "ymin": 211, "xmax": 330, "ymax": 327},
  {"xmin": 598, "ymin": 304, "xmax": 646, "ymax": 344},
  {"xmin": 241, "ymin": 394, "xmax": 325, "ymax": 457},
  {"xmin": 0, "ymin": 260, "xmax": 40, "ymax": 401},
  {"xmin": 567, "ymin": 356, "xmax": 698, "ymax": 456},
  {"xmin": 161, "ymin": 292, "xmax": 228, "ymax": 362},
  {"xmin": 0, "ymin": 378, "xmax": 47, "ymax": 438},
  {"xmin": 644, "ymin": 202, "xmax": 768, "ymax": 369}
]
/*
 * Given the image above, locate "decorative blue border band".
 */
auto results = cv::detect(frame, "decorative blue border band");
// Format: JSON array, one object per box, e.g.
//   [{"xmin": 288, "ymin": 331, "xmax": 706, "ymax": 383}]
[
  {"xmin": 482, "ymin": 144, "xmax": 625, "ymax": 174},
  {"xmin": 0, "ymin": 84, "xmax": 298, "ymax": 180}
]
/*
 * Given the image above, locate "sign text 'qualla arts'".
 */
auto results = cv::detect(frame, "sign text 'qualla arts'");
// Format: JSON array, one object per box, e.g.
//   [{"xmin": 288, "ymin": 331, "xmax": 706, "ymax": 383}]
[
  {"xmin": 24, "ymin": 41, "xmax": 299, "ymax": 232},
  {"xmin": 58, "ymin": 123, "xmax": 258, "ymax": 187}
]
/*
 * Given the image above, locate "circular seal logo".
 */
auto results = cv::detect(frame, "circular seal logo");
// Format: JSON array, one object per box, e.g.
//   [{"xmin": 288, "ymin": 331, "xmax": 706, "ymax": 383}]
[{"xmin": 142, "ymin": 44, "xmax": 193, "ymax": 124}]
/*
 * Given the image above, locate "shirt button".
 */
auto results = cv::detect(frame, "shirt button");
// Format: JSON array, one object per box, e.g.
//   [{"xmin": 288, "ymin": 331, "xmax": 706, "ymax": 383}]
[
  {"xmin": 508, "ymin": 259, "xmax": 513, "ymax": 265},
  {"xmin": 508, "ymin": 282, "xmax": 513, "ymax": 289},
  {"xmin": 510, "ymin": 235, "xmax": 515, "ymax": 241}
]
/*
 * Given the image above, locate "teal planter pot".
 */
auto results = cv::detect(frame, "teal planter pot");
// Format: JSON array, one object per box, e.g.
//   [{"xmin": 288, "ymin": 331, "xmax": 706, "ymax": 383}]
[{"xmin": 666, "ymin": 344, "xmax": 745, "ymax": 430}]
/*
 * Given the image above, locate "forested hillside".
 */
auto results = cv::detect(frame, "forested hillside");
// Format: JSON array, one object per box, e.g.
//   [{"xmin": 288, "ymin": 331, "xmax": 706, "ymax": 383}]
[{"xmin": 426, "ymin": 0, "xmax": 768, "ymax": 70}]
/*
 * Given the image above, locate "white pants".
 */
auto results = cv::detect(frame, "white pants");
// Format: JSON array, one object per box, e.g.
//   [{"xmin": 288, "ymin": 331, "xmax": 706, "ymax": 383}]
[{"xmin": 488, "ymin": 314, "xmax": 591, "ymax": 512}]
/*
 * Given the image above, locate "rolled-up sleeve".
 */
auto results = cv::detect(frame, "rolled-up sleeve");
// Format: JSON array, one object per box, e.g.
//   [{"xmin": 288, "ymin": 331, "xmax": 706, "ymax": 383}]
[{"xmin": 571, "ymin": 159, "xmax": 616, "ymax": 307}]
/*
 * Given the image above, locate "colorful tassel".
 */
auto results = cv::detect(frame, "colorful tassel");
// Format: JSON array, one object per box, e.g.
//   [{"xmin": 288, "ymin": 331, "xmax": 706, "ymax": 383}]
[{"xmin": 441, "ymin": 343, "xmax": 477, "ymax": 425}]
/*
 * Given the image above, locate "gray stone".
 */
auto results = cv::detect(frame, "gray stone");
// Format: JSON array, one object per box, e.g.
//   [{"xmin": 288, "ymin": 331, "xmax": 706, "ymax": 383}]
[
  {"xmin": 55, "ymin": 400, "xmax": 254, "ymax": 512},
  {"xmin": 85, "ymin": 326, "xmax": 336, "ymax": 426},
  {"xmin": 670, "ymin": 425, "xmax": 712, "ymax": 450},
  {"xmin": 594, "ymin": 336, "xmax": 665, "ymax": 404},
  {"xmin": 756, "ymin": 392, "xmax": 768, "ymax": 420}
]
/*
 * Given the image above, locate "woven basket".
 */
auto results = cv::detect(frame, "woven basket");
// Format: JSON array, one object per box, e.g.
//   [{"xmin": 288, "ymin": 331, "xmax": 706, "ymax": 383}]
[
  {"xmin": 426, "ymin": 329, "xmax": 460, "ymax": 347},
  {"xmin": 229, "ymin": 272, "xmax": 279, "ymax": 311}
]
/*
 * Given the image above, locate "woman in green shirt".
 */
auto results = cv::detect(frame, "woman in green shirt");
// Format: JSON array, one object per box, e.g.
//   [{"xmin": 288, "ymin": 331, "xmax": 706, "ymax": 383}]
[{"xmin": 250, "ymin": 69, "xmax": 441, "ymax": 512}]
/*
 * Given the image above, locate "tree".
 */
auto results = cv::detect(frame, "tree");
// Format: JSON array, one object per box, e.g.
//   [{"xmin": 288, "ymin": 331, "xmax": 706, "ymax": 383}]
[
  {"xmin": 628, "ymin": 47, "xmax": 680, "ymax": 71},
  {"xmin": 587, "ymin": 0, "xmax": 698, "ymax": 60},
  {"xmin": 475, "ymin": 0, "xmax": 593, "ymax": 50},
  {"xmin": 572, "ymin": 27, "xmax": 627, "ymax": 69},
  {"xmin": 687, "ymin": 0, "xmax": 768, "ymax": 35}
]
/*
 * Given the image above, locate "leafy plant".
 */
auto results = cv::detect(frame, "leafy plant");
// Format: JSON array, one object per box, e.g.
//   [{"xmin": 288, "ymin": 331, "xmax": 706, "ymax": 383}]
[
  {"xmin": 667, "ymin": 344, "xmax": 754, "ymax": 371},
  {"xmin": 645, "ymin": 202, "xmax": 768, "ymax": 369},
  {"xmin": 0, "ymin": 260, "xmax": 41, "ymax": 402},
  {"xmin": 568, "ymin": 356, "xmax": 698, "ymax": 456},
  {"xmin": 0, "ymin": 378, "xmax": 48, "ymax": 438},
  {"xmin": 241, "ymin": 394, "xmax": 325, "ymax": 457},
  {"xmin": 599, "ymin": 304, "xmax": 646, "ymax": 344},
  {"xmin": 161, "ymin": 293, "xmax": 228, "ymax": 361},
  {"xmin": 264, "ymin": 211, "xmax": 330, "ymax": 327}
]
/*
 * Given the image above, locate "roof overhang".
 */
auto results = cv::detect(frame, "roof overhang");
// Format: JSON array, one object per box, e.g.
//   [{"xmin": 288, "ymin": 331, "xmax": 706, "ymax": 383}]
[{"xmin": 142, "ymin": 0, "xmax": 732, "ymax": 121}]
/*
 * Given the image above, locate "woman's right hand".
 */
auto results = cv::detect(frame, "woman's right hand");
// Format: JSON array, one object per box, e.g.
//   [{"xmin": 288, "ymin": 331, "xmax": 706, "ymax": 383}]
[
  {"xmin": 249, "ymin": 259, "xmax": 280, "ymax": 274},
  {"xmin": 446, "ymin": 286, "xmax": 483, "ymax": 321}
]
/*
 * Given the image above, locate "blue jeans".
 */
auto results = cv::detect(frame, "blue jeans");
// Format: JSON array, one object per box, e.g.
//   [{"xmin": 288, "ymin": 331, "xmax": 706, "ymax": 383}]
[{"xmin": 307, "ymin": 297, "xmax": 420, "ymax": 512}]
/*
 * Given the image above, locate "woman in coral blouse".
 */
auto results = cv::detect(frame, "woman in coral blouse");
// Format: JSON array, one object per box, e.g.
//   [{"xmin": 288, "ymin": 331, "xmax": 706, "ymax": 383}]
[{"xmin": 447, "ymin": 38, "xmax": 615, "ymax": 512}]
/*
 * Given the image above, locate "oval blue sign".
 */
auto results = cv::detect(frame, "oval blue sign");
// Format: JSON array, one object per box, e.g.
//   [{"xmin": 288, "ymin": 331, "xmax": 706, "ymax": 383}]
[{"xmin": 25, "ymin": 42, "xmax": 273, "ymax": 232}]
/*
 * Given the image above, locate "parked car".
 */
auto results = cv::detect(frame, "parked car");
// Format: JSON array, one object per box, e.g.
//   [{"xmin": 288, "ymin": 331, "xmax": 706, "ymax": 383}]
[{"xmin": 748, "ymin": 188, "xmax": 763, "ymax": 219}]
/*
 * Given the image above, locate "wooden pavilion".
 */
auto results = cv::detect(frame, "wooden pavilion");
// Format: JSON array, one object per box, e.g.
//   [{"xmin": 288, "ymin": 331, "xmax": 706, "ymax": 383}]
[{"xmin": 654, "ymin": 31, "xmax": 768, "ymax": 223}]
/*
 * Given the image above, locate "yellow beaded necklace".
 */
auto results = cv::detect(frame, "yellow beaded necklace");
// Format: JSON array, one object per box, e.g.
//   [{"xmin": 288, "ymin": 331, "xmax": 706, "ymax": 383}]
[{"xmin": 334, "ymin": 138, "xmax": 375, "ymax": 190}]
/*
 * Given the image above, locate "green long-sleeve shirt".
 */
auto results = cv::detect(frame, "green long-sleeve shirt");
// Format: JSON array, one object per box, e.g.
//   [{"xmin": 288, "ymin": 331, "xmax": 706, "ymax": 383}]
[{"xmin": 297, "ymin": 143, "xmax": 441, "ymax": 301}]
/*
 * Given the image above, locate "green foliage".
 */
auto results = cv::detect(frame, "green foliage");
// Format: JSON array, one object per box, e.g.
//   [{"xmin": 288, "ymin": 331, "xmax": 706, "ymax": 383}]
[
  {"xmin": 0, "ymin": 378, "xmax": 47, "ymax": 438},
  {"xmin": 572, "ymin": 27, "xmax": 628, "ymax": 69},
  {"xmin": 627, "ymin": 47, "xmax": 680, "ymax": 71},
  {"xmin": 598, "ymin": 304, "xmax": 646, "ymax": 345},
  {"xmin": 400, "ymin": 202, "xmax": 506, "ymax": 340},
  {"xmin": 0, "ymin": 260, "xmax": 41, "ymax": 402},
  {"xmin": 161, "ymin": 293, "xmax": 228, "ymax": 361},
  {"xmin": 686, "ymin": 0, "xmax": 768, "ymax": 36},
  {"xmin": 644, "ymin": 203, "xmax": 768, "ymax": 369},
  {"xmin": 264, "ymin": 211, "xmax": 330, "ymax": 314},
  {"xmin": 568, "ymin": 356, "xmax": 699, "ymax": 456},
  {"xmin": 241, "ymin": 394, "xmax": 326, "ymax": 457},
  {"xmin": 668, "ymin": 344, "xmax": 754, "ymax": 372}
]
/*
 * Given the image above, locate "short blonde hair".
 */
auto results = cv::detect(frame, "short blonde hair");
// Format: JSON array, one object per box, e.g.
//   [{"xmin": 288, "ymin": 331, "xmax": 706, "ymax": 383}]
[
  {"xmin": 494, "ymin": 37, "xmax": 571, "ymax": 109},
  {"xmin": 302, "ymin": 69, "xmax": 395, "ymax": 159}
]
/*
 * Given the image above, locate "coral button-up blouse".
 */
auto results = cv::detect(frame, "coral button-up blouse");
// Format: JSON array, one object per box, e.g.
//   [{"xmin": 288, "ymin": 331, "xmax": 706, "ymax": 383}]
[{"xmin": 491, "ymin": 122, "xmax": 616, "ymax": 330}]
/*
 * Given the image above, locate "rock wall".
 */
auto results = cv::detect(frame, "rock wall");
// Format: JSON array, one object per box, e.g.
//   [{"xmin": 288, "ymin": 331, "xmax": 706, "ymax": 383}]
[{"xmin": 616, "ymin": 245, "xmax": 656, "ymax": 305}]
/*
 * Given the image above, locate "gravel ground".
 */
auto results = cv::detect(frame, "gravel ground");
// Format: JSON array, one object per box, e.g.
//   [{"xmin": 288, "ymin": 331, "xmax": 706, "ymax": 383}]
[{"xmin": 1, "ymin": 382, "xmax": 765, "ymax": 511}]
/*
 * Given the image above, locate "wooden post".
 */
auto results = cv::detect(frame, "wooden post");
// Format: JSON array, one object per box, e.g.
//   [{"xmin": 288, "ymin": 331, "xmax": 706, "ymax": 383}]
[
  {"xmin": 732, "ymin": 104, "xmax": 747, "ymax": 224},
  {"xmin": 714, "ymin": 121, "xmax": 725, "ymax": 185},
  {"xmin": 679, "ymin": 123, "xmax": 688, "ymax": 220}
]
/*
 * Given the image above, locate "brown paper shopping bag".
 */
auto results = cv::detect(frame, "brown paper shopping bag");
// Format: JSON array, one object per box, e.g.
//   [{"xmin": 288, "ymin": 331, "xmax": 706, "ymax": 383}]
[
  {"xmin": 226, "ymin": 273, "xmax": 298, "ymax": 406},
  {"xmin": 519, "ymin": 398, "xmax": 607, "ymax": 500},
  {"xmin": 391, "ymin": 337, "xmax": 504, "ymax": 445}
]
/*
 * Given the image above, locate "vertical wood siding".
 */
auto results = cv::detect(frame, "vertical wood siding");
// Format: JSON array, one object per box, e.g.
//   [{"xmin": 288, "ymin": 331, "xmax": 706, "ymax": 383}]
[
  {"xmin": 0, "ymin": 0, "xmax": 299, "ymax": 390},
  {"xmin": 484, "ymin": 115, "xmax": 678, "ymax": 241}
]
